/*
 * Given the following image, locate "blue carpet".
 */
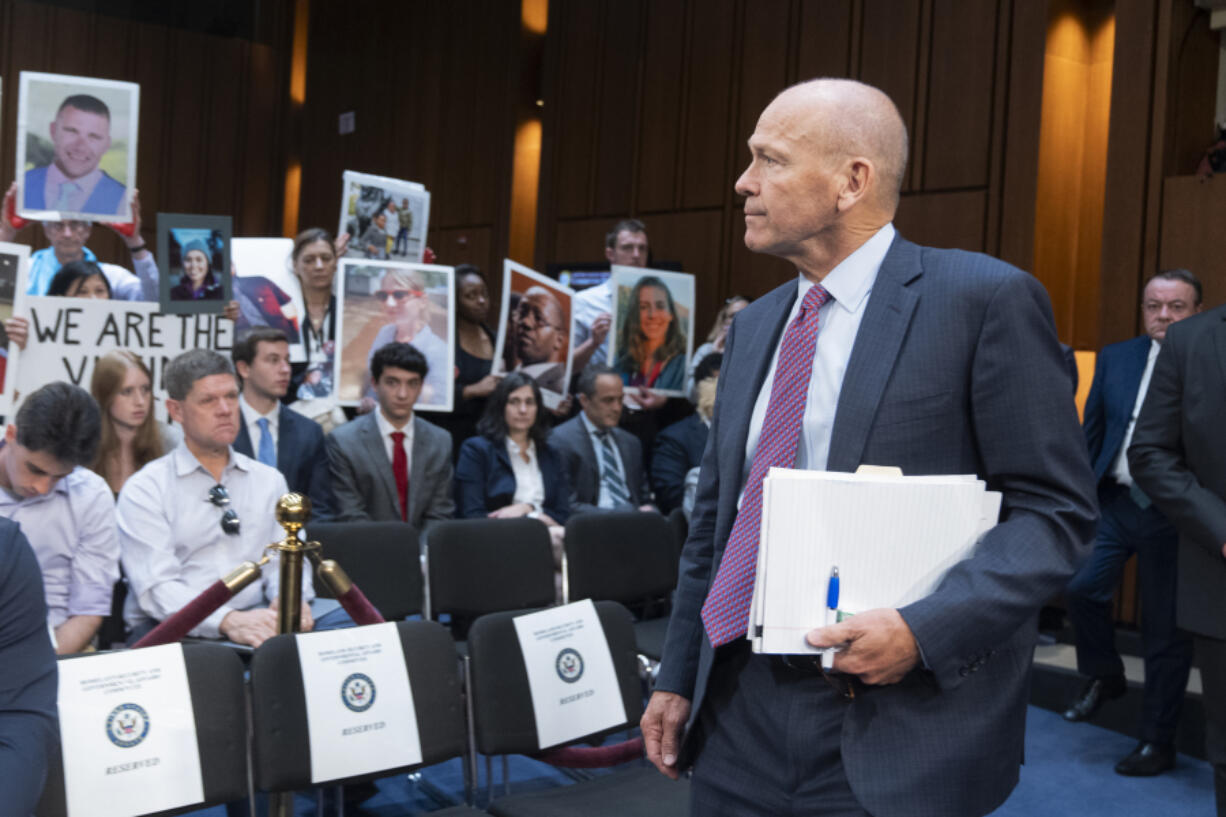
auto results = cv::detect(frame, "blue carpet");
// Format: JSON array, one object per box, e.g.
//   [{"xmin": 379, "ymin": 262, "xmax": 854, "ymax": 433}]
[{"xmin": 188, "ymin": 707, "xmax": 1215, "ymax": 815}]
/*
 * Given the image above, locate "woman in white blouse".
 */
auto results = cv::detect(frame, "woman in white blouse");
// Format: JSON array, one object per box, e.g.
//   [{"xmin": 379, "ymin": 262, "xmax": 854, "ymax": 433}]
[{"xmin": 454, "ymin": 371, "xmax": 571, "ymax": 525}]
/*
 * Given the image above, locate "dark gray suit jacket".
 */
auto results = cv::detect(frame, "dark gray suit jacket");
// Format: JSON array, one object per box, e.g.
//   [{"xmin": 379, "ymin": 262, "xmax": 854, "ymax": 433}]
[
  {"xmin": 549, "ymin": 415, "xmax": 651, "ymax": 513},
  {"xmin": 1129, "ymin": 305, "xmax": 1226, "ymax": 641},
  {"xmin": 326, "ymin": 412, "xmax": 455, "ymax": 528},
  {"xmin": 656, "ymin": 235, "xmax": 1097, "ymax": 817}
]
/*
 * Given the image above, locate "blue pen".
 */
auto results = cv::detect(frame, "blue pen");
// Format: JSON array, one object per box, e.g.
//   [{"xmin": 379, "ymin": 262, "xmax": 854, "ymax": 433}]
[{"xmin": 823, "ymin": 566, "xmax": 840, "ymax": 669}]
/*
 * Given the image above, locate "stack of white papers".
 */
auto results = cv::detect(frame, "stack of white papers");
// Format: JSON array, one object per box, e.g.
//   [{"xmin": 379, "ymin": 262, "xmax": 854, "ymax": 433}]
[{"xmin": 749, "ymin": 467, "xmax": 1000, "ymax": 654}]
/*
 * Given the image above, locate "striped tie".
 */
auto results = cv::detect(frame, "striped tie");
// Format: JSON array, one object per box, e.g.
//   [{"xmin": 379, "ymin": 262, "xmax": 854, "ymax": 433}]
[
  {"xmin": 597, "ymin": 430, "xmax": 632, "ymax": 507},
  {"xmin": 701, "ymin": 283, "xmax": 831, "ymax": 646}
]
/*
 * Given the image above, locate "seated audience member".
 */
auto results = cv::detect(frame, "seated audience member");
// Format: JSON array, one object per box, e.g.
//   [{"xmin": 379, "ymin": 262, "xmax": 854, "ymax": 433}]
[
  {"xmin": 231, "ymin": 328, "xmax": 335, "ymax": 521},
  {"xmin": 455, "ymin": 371, "xmax": 570, "ymax": 525},
  {"xmin": 117, "ymin": 349, "xmax": 315, "ymax": 647},
  {"xmin": 652, "ymin": 353, "xmax": 721, "ymax": 514},
  {"xmin": 687, "ymin": 296, "xmax": 747, "ymax": 400},
  {"xmin": 89, "ymin": 351, "xmax": 181, "ymax": 495},
  {"xmin": 328, "ymin": 342, "xmax": 454, "ymax": 527},
  {"xmin": 0, "ymin": 383, "xmax": 118, "ymax": 654},
  {"xmin": 0, "ymin": 181, "xmax": 155, "ymax": 299},
  {"xmin": 0, "ymin": 516, "xmax": 57, "ymax": 813},
  {"xmin": 47, "ymin": 258, "xmax": 112, "ymax": 298},
  {"xmin": 550, "ymin": 364, "xmax": 653, "ymax": 514}
]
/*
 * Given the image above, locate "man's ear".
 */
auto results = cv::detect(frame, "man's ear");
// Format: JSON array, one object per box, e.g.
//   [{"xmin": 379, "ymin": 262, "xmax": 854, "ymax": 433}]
[
  {"xmin": 165, "ymin": 398, "xmax": 184, "ymax": 425},
  {"xmin": 235, "ymin": 360, "xmax": 250, "ymax": 381},
  {"xmin": 836, "ymin": 157, "xmax": 874, "ymax": 212},
  {"xmin": 604, "ymin": 247, "xmax": 616, "ymax": 264}
]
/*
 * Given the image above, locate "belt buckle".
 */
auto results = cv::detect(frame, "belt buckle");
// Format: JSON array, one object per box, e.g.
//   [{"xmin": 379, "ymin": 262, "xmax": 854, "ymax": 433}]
[{"xmin": 778, "ymin": 654, "xmax": 855, "ymax": 701}]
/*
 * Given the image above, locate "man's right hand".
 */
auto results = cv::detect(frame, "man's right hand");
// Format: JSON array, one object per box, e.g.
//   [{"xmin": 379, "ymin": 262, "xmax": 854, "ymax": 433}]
[
  {"xmin": 641, "ymin": 690, "xmax": 691, "ymax": 780},
  {"xmin": 219, "ymin": 608, "xmax": 279, "ymax": 647}
]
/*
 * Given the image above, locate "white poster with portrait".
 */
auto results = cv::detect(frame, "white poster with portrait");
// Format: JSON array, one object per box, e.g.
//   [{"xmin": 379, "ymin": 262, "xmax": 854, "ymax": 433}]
[
  {"xmin": 0, "ymin": 241, "xmax": 31, "ymax": 416},
  {"xmin": 512, "ymin": 599, "xmax": 626, "ymax": 749},
  {"xmin": 607, "ymin": 266, "xmax": 695, "ymax": 397},
  {"xmin": 57, "ymin": 644, "xmax": 204, "ymax": 817},
  {"xmin": 334, "ymin": 259, "xmax": 454, "ymax": 411},
  {"xmin": 231, "ymin": 238, "xmax": 307, "ymax": 363},
  {"xmin": 337, "ymin": 171, "xmax": 431, "ymax": 263},
  {"xmin": 491, "ymin": 260, "xmax": 575, "ymax": 409},
  {"xmin": 16, "ymin": 71, "xmax": 139, "ymax": 224},
  {"xmin": 297, "ymin": 622, "xmax": 421, "ymax": 784}
]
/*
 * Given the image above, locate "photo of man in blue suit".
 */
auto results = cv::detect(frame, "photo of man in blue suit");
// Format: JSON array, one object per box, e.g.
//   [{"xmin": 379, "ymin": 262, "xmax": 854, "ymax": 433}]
[{"xmin": 23, "ymin": 94, "xmax": 127, "ymax": 217}]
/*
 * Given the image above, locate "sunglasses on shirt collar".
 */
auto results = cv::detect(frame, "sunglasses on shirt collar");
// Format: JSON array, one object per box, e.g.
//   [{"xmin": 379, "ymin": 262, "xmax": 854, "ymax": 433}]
[{"xmin": 207, "ymin": 484, "xmax": 241, "ymax": 535}]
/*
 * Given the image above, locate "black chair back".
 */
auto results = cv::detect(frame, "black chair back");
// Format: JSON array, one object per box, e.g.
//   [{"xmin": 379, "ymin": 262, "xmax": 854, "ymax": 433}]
[
  {"xmin": 564, "ymin": 511, "xmax": 677, "ymax": 604},
  {"xmin": 466, "ymin": 601, "xmax": 641, "ymax": 756},
  {"xmin": 249, "ymin": 620, "xmax": 465, "ymax": 790},
  {"xmin": 307, "ymin": 521, "xmax": 422, "ymax": 619},
  {"xmin": 36, "ymin": 643, "xmax": 247, "ymax": 817},
  {"xmin": 425, "ymin": 518, "xmax": 555, "ymax": 619}
]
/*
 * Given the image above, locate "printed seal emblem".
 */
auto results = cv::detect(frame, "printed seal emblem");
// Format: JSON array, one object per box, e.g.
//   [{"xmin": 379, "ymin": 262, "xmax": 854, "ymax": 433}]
[
  {"xmin": 341, "ymin": 672, "xmax": 376, "ymax": 712},
  {"xmin": 555, "ymin": 648, "xmax": 584, "ymax": 683},
  {"xmin": 106, "ymin": 703, "xmax": 150, "ymax": 748}
]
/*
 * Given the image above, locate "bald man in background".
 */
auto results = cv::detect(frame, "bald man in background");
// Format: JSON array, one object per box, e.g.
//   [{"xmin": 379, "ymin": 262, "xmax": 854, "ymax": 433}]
[{"xmin": 642, "ymin": 79, "xmax": 1096, "ymax": 816}]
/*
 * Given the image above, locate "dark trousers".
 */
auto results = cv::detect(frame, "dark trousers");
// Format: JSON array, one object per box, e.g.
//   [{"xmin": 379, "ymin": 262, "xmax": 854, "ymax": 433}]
[
  {"xmin": 1196, "ymin": 635, "xmax": 1226, "ymax": 816},
  {"xmin": 1066, "ymin": 483, "xmax": 1193, "ymax": 743},
  {"xmin": 690, "ymin": 642, "xmax": 870, "ymax": 816}
]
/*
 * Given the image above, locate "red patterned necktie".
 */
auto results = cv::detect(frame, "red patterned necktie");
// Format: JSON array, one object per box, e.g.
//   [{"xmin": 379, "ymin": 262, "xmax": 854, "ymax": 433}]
[
  {"xmin": 701, "ymin": 283, "xmax": 832, "ymax": 647},
  {"xmin": 391, "ymin": 431, "xmax": 409, "ymax": 522}
]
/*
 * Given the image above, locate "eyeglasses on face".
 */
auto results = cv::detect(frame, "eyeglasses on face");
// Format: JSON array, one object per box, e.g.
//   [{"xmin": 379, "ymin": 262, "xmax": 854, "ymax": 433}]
[
  {"xmin": 206, "ymin": 484, "xmax": 241, "ymax": 536},
  {"xmin": 376, "ymin": 289, "xmax": 424, "ymax": 303},
  {"xmin": 46, "ymin": 220, "xmax": 92, "ymax": 233}
]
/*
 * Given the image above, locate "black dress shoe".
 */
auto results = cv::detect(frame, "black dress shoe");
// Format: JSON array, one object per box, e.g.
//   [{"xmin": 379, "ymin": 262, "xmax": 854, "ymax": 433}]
[
  {"xmin": 1062, "ymin": 675, "xmax": 1126, "ymax": 722},
  {"xmin": 1115, "ymin": 741, "xmax": 1176, "ymax": 776}
]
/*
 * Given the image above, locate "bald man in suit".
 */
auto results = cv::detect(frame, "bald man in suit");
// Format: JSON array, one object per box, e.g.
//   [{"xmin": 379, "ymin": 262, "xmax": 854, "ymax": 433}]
[{"xmin": 641, "ymin": 79, "xmax": 1096, "ymax": 817}]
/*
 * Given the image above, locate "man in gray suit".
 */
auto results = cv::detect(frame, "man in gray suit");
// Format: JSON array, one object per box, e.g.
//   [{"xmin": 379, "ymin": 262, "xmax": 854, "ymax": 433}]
[
  {"xmin": 549, "ymin": 364, "xmax": 653, "ymax": 514},
  {"xmin": 327, "ymin": 342, "xmax": 454, "ymax": 528},
  {"xmin": 641, "ymin": 79, "xmax": 1097, "ymax": 817}
]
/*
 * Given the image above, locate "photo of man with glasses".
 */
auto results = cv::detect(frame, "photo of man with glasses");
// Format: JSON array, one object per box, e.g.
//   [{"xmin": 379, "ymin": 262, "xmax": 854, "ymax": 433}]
[{"xmin": 493, "ymin": 262, "xmax": 575, "ymax": 407}]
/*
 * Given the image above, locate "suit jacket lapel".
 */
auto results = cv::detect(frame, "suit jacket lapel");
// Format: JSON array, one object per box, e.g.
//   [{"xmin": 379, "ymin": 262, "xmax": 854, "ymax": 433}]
[
  {"xmin": 827, "ymin": 236, "xmax": 922, "ymax": 472},
  {"xmin": 234, "ymin": 420, "xmax": 253, "ymax": 459},
  {"xmin": 576, "ymin": 421, "xmax": 600, "ymax": 498},
  {"xmin": 275, "ymin": 406, "xmax": 293, "ymax": 475},
  {"xmin": 1119, "ymin": 336, "xmax": 1150, "ymax": 409},
  {"xmin": 360, "ymin": 413, "xmax": 400, "ymax": 511}
]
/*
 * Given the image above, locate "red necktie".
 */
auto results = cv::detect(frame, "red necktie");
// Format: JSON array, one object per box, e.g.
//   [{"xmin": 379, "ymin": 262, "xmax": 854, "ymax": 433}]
[
  {"xmin": 391, "ymin": 431, "xmax": 409, "ymax": 522},
  {"xmin": 701, "ymin": 284, "xmax": 831, "ymax": 647}
]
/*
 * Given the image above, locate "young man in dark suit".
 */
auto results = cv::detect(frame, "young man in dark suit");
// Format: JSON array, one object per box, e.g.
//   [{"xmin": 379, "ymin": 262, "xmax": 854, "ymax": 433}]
[
  {"xmin": 549, "ymin": 364, "xmax": 654, "ymax": 515},
  {"xmin": 1064, "ymin": 270, "xmax": 1202, "ymax": 775},
  {"xmin": 1131, "ymin": 303, "xmax": 1226, "ymax": 816},
  {"xmin": 327, "ymin": 342, "xmax": 454, "ymax": 528},
  {"xmin": 641, "ymin": 79, "xmax": 1096, "ymax": 817},
  {"xmin": 232, "ymin": 328, "xmax": 336, "ymax": 521}
]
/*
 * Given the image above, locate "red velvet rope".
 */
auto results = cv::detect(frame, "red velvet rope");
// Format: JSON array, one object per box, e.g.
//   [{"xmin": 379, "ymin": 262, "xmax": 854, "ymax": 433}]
[
  {"xmin": 132, "ymin": 580, "xmax": 233, "ymax": 648},
  {"xmin": 534, "ymin": 737, "xmax": 644, "ymax": 768},
  {"xmin": 335, "ymin": 585, "xmax": 385, "ymax": 626}
]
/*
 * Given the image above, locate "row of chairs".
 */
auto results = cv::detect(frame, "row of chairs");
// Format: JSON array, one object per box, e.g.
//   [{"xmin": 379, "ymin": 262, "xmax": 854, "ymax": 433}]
[{"xmin": 37, "ymin": 605, "xmax": 690, "ymax": 816}]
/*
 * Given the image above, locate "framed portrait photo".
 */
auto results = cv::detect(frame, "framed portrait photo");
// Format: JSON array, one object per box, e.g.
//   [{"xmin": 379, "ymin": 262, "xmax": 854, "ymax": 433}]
[
  {"xmin": 491, "ymin": 260, "xmax": 575, "ymax": 409},
  {"xmin": 16, "ymin": 71, "xmax": 139, "ymax": 224},
  {"xmin": 156, "ymin": 213, "xmax": 232, "ymax": 315},
  {"xmin": 337, "ymin": 171, "xmax": 431, "ymax": 264},
  {"xmin": 334, "ymin": 259, "xmax": 454, "ymax": 412},
  {"xmin": 231, "ymin": 237, "xmax": 308, "ymax": 363},
  {"xmin": 607, "ymin": 266, "xmax": 696, "ymax": 398},
  {"xmin": 0, "ymin": 242, "xmax": 31, "ymax": 416}
]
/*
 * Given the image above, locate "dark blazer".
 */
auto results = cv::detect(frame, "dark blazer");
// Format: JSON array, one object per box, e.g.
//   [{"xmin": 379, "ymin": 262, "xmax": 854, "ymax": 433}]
[
  {"xmin": 651, "ymin": 413, "xmax": 709, "ymax": 514},
  {"xmin": 549, "ymin": 415, "xmax": 651, "ymax": 513},
  {"xmin": 657, "ymin": 235, "xmax": 1097, "ymax": 817},
  {"xmin": 326, "ymin": 412, "xmax": 454, "ymax": 527},
  {"xmin": 235, "ymin": 403, "xmax": 336, "ymax": 521},
  {"xmin": 1083, "ymin": 335, "xmax": 1151, "ymax": 483},
  {"xmin": 454, "ymin": 435, "xmax": 571, "ymax": 524},
  {"xmin": 1129, "ymin": 305, "xmax": 1226, "ymax": 641}
]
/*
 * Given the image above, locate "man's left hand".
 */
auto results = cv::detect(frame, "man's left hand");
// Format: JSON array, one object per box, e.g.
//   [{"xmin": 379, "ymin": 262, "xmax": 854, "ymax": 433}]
[{"xmin": 806, "ymin": 608, "xmax": 920, "ymax": 685}]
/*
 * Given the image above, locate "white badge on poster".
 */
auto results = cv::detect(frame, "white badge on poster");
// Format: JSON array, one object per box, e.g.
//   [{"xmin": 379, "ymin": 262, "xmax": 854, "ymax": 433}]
[
  {"xmin": 512, "ymin": 599, "xmax": 627, "ymax": 749},
  {"xmin": 57, "ymin": 644, "xmax": 204, "ymax": 817},
  {"xmin": 297, "ymin": 622, "xmax": 422, "ymax": 784}
]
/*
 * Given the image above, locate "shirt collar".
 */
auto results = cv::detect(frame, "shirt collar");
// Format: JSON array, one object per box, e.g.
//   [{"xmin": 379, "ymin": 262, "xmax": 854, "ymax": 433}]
[
  {"xmin": 46, "ymin": 163, "xmax": 103, "ymax": 196},
  {"xmin": 797, "ymin": 222, "xmax": 894, "ymax": 314},
  {"xmin": 375, "ymin": 408, "xmax": 413, "ymax": 438},
  {"xmin": 580, "ymin": 411, "xmax": 609, "ymax": 438},
  {"xmin": 239, "ymin": 394, "xmax": 279, "ymax": 430},
  {"xmin": 172, "ymin": 440, "xmax": 246, "ymax": 479},
  {"xmin": 506, "ymin": 436, "xmax": 536, "ymax": 459}
]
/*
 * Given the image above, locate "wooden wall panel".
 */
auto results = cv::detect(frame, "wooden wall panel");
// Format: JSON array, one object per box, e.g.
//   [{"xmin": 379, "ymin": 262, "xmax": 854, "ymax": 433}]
[
  {"xmin": 1159, "ymin": 175, "xmax": 1226, "ymax": 309},
  {"xmin": 538, "ymin": 0, "xmax": 1046, "ymax": 336}
]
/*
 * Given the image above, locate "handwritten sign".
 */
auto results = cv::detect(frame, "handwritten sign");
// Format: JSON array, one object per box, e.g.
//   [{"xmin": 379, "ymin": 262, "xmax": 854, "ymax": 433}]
[{"xmin": 15, "ymin": 296, "xmax": 233, "ymax": 419}]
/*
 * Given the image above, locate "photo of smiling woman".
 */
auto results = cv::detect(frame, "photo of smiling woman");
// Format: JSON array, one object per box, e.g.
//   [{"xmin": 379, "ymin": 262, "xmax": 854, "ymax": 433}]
[
  {"xmin": 609, "ymin": 269, "xmax": 694, "ymax": 395},
  {"xmin": 335, "ymin": 260, "xmax": 454, "ymax": 411},
  {"xmin": 169, "ymin": 239, "xmax": 224, "ymax": 302}
]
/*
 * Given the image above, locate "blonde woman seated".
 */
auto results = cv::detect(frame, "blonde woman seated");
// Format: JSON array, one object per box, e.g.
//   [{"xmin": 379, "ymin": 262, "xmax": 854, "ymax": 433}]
[{"xmin": 89, "ymin": 351, "xmax": 181, "ymax": 495}]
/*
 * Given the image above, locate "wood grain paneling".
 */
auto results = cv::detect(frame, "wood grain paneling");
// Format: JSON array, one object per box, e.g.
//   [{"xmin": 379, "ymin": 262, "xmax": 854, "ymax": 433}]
[
  {"xmin": 1159, "ymin": 175, "xmax": 1226, "ymax": 309},
  {"xmin": 637, "ymin": 0, "xmax": 686, "ymax": 214},
  {"xmin": 896, "ymin": 190, "xmax": 988, "ymax": 252},
  {"xmin": 859, "ymin": 0, "xmax": 921, "ymax": 193},
  {"xmin": 681, "ymin": 0, "xmax": 736, "ymax": 210}
]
